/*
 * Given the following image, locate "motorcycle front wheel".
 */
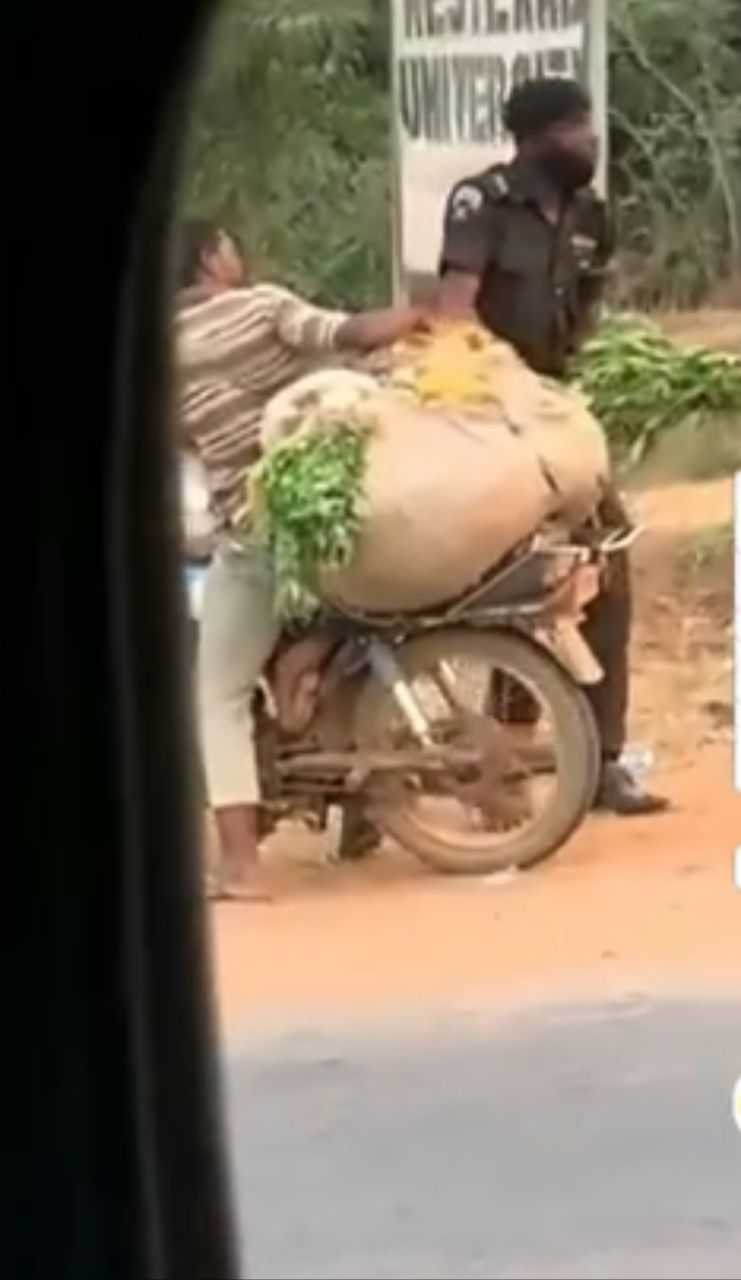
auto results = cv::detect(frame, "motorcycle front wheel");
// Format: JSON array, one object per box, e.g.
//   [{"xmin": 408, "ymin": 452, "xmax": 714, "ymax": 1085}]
[{"xmin": 354, "ymin": 629, "xmax": 601, "ymax": 875}]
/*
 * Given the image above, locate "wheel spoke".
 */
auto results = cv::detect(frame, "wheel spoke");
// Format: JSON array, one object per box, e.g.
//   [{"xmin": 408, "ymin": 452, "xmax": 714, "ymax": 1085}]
[{"xmin": 354, "ymin": 629, "xmax": 600, "ymax": 874}]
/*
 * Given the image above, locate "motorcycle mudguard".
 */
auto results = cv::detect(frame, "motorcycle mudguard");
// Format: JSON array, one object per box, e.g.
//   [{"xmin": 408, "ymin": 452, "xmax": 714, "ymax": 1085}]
[{"xmin": 534, "ymin": 622, "xmax": 603, "ymax": 686}]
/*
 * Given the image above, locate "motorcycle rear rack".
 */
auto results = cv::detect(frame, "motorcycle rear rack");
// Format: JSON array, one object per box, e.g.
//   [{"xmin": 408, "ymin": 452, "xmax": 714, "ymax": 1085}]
[{"xmin": 529, "ymin": 524, "xmax": 642, "ymax": 556}]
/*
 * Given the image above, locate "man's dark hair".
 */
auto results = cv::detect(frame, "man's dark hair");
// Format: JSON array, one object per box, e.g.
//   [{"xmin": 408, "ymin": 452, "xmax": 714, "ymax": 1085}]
[
  {"xmin": 504, "ymin": 77, "xmax": 591, "ymax": 142},
  {"xmin": 175, "ymin": 219, "xmax": 224, "ymax": 288}
]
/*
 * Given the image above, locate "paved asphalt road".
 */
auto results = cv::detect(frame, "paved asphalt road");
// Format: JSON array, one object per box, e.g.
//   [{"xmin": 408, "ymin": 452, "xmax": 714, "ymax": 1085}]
[{"xmin": 225, "ymin": 997, "xmax": 741, "ymax": 1279}]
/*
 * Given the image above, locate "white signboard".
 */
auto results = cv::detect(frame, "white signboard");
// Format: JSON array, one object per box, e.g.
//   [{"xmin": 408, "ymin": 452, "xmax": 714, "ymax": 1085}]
[{"xmin": 391, "ymin": 0, "xmax": 607, "ymax": 288}]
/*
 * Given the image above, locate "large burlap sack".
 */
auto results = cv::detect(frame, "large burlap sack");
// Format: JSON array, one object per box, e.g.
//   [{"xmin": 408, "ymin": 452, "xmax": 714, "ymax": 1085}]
[
  {"xmin": 386, "ymin": 328, "xmax": 609, "ymax": 522},
  {"xmin": 317, "ymin": 394, "xmax": 571, "ymax": 611},
  {"xmin": 260, "ymin": 368, "xmax": 379, "ymax": 450},
  {"xmin": 260, "ymin": 330, "xmax": 609, "ymax": 613}
]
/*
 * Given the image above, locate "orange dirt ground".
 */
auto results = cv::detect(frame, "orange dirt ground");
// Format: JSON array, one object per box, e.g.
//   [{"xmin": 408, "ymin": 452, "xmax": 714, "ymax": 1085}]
[
  {"xmin": 658, "ymin": 308, "xmax": 739, "ymax": 355},
  {"xmin": 209, "ymin": 478, "xmax": 739, "ymax": 1035}
]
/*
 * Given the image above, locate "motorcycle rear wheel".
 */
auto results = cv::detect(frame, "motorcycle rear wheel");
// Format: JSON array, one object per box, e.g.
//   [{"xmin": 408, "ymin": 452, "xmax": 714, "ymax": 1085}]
[{"xmin": 354, "ymin": 629, "xmax": 600, "ymax": 875}]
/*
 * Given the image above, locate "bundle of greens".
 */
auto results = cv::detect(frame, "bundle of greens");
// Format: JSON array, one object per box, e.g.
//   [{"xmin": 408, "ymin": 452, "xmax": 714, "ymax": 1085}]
[
  {"xmin": 570, "ymin": 314, "xmax": 741, "ymax": 463},
  {"xmin": 248, "ymin": 417, "xmax": 370, "ymax": 622}
]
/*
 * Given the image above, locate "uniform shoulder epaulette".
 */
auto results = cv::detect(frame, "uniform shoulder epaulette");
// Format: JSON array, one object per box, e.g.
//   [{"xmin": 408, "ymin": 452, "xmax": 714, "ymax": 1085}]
[{"xmin": 480, "ymin": 166, "xmax": 511, "ymax": 200}]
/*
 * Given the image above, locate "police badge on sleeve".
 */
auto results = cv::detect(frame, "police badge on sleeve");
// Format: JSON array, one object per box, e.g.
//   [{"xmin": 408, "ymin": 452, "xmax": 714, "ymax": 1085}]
[{"xmin": 449, "ymin": 184, "xmax": 484, "ymax": 221}]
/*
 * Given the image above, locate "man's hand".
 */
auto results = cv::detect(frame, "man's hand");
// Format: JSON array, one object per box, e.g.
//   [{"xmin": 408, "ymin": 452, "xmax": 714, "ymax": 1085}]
[
  {"xmin": 336, "ymin": 303, "xmax": 434, "ymax": 353},
  {"xmin": 396, "ymin": 303, "xmax": 435, "ymax": 335},
  {"xmin": 401, "ymin": 303, "xmax": 443, "ymax": 342}
]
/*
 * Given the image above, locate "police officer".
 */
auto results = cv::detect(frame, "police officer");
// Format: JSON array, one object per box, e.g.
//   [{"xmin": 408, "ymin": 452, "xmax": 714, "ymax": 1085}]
[{"xmin": 437, "ymin": 77, "xmax": 667, "ymax": 816}]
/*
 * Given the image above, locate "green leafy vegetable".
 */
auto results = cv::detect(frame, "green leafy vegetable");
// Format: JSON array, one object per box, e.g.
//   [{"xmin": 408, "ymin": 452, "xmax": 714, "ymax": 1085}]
[
  {"xmin": 248, "ymin": 417, "xmax": 370, "ymax": 621},
  {"xmin": 570, "ymin": 314, "xmax": 741, "ymax": 464}
]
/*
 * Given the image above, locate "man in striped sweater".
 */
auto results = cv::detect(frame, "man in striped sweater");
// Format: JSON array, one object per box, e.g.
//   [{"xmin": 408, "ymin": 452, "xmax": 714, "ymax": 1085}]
[{"xmin": 174, "ymin": 222, "xmax": 428, "ymax": 900}]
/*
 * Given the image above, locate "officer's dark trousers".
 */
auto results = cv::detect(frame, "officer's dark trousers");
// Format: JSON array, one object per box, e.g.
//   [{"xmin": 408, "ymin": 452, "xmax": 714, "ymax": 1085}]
[
  {"xmin": 578, "ymin": 544, "xmax": 630, "ymax": 758},
  {"xmin": 491, "ymin": 494, "xmax": 631, "ymax": 759}
]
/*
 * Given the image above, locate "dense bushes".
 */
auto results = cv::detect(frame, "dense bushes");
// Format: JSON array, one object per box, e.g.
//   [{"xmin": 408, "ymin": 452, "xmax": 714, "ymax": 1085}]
[
  {"xmin": 183, "ymin": 0, "xmax": 388, "ymax": 307},
  {"xmin": 609, "ymin": 0, "xmax": 741, "ymax": 308}
]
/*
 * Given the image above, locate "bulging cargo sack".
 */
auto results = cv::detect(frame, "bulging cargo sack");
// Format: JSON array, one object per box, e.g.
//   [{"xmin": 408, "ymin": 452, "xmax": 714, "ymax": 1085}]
[
  {"xmin": 258, "ymin": 327, "xmax": 609, "ymax": 614},
  {"xmin": 260, "ymin": 368, "xmax": 379, "ymax": 451}
]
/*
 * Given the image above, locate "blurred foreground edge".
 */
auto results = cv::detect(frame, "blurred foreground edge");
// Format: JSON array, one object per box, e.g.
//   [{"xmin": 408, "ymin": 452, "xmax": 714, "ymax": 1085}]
[{"xmin": 21, "ymin": 0, "xmax": 243, "ymax": 1276}]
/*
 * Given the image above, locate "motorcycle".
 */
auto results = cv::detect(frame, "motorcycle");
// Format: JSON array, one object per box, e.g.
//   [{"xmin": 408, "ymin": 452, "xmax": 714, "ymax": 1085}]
[
  {"xmin": 180, "ymin": 443, "xmax": 639, "ymax": 874},
  {"xmin": 237, "ymin": 522, "xmax": 639, "ymax": 875}
]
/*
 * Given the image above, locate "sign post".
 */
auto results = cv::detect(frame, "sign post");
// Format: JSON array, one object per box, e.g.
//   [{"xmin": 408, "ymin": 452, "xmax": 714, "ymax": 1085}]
[
  {"xmin": 585, "ymin": 0, "xmax": 608, "ymax": 196},
  {"xmin": 390, "ymin": 0, "xmax": 608, "ymax": 298}
]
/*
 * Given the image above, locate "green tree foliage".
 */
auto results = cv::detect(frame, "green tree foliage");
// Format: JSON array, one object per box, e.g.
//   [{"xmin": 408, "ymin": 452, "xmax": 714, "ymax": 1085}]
[
  {"xmin": 181, "ymin": 0, "xmax": 741, "ymax": 310},
  {"xmin": 183, "ymin": 0, "xmax": 391, "ymax": 307},
  {"xmin": 609, "ymin": 0, "xmax": 741, "ymax": 307}
]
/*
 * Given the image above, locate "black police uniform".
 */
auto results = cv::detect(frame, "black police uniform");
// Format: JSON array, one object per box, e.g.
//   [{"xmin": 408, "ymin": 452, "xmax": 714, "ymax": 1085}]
[
  {"xmin": 440, "ymin": 156, "xmax": 614, "ymax": 376},
  {"xmin": 439, "ymin": 157, "xmax": 628, "ymax": 758}
]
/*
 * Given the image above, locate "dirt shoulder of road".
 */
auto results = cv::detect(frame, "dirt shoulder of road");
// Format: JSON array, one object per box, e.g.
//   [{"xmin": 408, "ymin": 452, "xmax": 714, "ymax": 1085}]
[
  {"xmin": 657, "ymin": 308, "xmax": 739, "ymax": 355},
  {"xmin": 626, "ymin": 478, "xmax": 733, "ymax": 768},
  {"xmin": 210, "ymin": 476, "xmax": 738, "ymax": 1036},
  {"xmin": 212, "ymin": 742, "xmax": 739, "ymax": 1035}
]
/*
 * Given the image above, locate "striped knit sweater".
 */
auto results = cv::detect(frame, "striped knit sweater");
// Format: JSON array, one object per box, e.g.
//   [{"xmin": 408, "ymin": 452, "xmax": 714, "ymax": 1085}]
[{"xmin": 174, "ymin": 282, "xmax": 349, "ymax": 528}]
